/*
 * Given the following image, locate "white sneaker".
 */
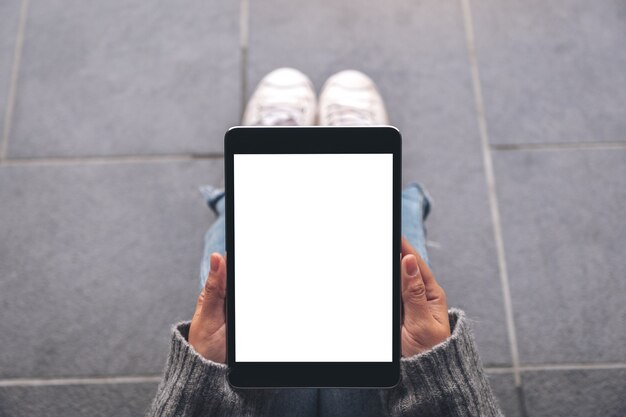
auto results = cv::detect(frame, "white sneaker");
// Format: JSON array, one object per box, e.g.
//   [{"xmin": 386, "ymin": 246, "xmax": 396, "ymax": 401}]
[
  {"xmin": 318, "ymin": 70, "xmax": 389, "ymax": 126},
  {"xmin": 242, "ymin": 68, "xmax": 317, "ymax": 126}
]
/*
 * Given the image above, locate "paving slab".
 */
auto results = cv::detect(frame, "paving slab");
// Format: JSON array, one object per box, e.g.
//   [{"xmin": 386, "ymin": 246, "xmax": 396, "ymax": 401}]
[
  {"xmin": 486, "ymin": 372, "xmax": 522, "ymax": 417},
  {"xmin": 0, "ymin": 0, "xmax": 20, "ymax": 140},
  {"xmin": 471, "ymin": 0, "xmax": 626, "ymax": 145},
  {"xmin": 7, "ymin": 0, "xmax": 239, "ymax": 158},
  {"xmin": 249, "ymin": 0, "xmax": 510, "ymax": 365},
  {"xmin": 0, "ymin": 382, "xmax": 158, "ymax": 417},
  {"xmin": 494, "ymin": 149, "xmax": 626, "ymax": 363},
  {"xmin": 522, "ymin": 369, "xmax": 626, "ymax": 417},
  {"xmin": 0, "ymin": 160, "xmax": 222, "ymax": 378}
]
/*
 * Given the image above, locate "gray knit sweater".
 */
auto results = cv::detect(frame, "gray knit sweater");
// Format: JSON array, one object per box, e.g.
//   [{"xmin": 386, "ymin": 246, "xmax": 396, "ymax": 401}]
[{"xmin": 147, "ymin": 309, "xmax": 503, "ymax": 416}]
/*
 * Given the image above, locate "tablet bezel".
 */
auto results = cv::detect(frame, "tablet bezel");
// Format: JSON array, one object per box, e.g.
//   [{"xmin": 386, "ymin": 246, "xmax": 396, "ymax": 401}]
[{"xmin": 224, "ymin": 126, "xmax": 401, "ymax": 388}]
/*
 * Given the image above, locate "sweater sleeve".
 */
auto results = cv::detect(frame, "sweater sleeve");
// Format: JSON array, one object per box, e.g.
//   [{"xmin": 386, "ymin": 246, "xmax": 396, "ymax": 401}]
[
  {"xmin": 382, "ymin": 308, "xmax": 504, "ymax": 417},
  {"xmin": 146, "ymin": 322, "xmax": 273, "ymax": 417}
]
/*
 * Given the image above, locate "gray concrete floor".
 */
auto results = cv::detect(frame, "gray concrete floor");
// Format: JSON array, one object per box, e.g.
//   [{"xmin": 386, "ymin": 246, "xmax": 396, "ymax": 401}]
[{"xmin": 1, "ymin": 0, "xmax": 625, "ymax": 416}]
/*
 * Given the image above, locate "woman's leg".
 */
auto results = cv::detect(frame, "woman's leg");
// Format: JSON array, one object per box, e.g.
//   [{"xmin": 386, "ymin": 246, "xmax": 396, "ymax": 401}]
[
  {"xmin": 400, "ymin": 182, "xmax": 431, "ymax": 265},
  {"xmin": 199, "ymin": 186, "xmax": 226, "ymax": 290},
  {"xmin": 318, "ymin": 182, "xmax": 432, "ymax": 417},
  {"xmin": 198, "ymin": 185, "xmax": 319, "ymax": 417},
  {"xmin": 198, "ymin": 68, "xmax": 320, "ymax": 414}
]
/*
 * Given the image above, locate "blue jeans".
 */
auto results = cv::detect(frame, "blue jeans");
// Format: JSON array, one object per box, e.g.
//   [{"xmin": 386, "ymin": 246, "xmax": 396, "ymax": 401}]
[{"xmin": 198, "ymin": 183, "xmax": 431, "ymax": 416}]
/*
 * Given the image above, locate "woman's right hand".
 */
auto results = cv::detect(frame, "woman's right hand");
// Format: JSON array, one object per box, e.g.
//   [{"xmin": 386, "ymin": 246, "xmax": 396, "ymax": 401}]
[{"xmin": 189, "ymin": 253, "xmax": 227, "ymax": 363}]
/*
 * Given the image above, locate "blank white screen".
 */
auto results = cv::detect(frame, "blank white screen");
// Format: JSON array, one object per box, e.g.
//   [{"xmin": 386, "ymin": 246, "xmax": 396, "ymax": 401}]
[{"xmin": 234, "ymin": 154, "xmax": 393, "ymax": 362}]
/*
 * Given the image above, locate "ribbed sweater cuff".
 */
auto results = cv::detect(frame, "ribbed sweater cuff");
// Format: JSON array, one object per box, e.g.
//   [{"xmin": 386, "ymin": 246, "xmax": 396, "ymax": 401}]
[
  {"xmin": 385, "ymin": 308, "xmax": 503, "ymax": 417},
  {"xmin": 146, "ymin": 321, "xmax": 270, "ymax": 417}
]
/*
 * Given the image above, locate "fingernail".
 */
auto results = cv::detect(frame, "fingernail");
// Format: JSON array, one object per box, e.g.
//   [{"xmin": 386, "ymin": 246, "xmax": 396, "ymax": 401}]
[
  {"xmin": 405, "ymin": 255, "xmax": 419, "ymax": 277},
  {"xmin": 210, "ymin": 253, "xmax": 220, "ymax": 273}
]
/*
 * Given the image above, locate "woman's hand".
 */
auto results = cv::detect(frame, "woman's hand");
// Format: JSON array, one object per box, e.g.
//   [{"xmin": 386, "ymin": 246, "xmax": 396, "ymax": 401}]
[
  {"xmin": 189, "ymin": 253, "xmax": 227, "ymax": 363},
  {"xmin": 400, "ymin": 237, "xmax": 451, "ymax": 357}
]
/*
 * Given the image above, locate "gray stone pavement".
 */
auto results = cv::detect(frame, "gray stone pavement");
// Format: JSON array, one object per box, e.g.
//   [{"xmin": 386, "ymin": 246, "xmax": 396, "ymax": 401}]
[{"xmin": 0, "ymin": 0, "xmax": 624, "ymax": 416}]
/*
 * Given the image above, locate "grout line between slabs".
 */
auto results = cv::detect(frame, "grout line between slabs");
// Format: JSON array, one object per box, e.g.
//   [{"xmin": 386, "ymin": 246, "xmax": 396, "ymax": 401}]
[
  {"xmin": 0, "ymin": 375, "xmax": 161, "ymax": 388},
  {"xmin": 520, "ymin": 363, "xmax": 626, "ymax": 372},
  {"xmin": 2, "ymin": 363, "xmax": 625, "ymax": 387},
  {"xmin": 239, "ymin": 0, "xmax": 249, "ymax": 120},
  {"xmin": 0, "ymin": 0, "xmax": 29, "ymax": 160},
  {"xmin": 458, "ymin": 0, "xmax": 523, "ymax": 389},
  {"xmin": 491, "ymin": 141, "xmax": 626, "ymax": 152},
  {"xmin": 0, "ymin": 153, "xmax": 224, "ymax": 167},
  {"xmin": 487, "ymin": 362, "xmax": 626, "ymax": 374}
]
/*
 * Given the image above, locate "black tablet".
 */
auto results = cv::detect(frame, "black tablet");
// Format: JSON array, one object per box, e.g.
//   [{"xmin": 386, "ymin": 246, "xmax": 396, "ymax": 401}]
[{"xmin": 224, "ymin": 126, "xmax": 401, "ymax": 388}]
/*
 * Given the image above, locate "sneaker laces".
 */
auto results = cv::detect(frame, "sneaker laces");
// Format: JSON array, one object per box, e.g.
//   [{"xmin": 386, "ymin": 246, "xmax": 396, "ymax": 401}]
[
  {"xmin": 254, "ymin": 102, "xmax": 304, "ymax": 126},
  {"xmin": 326, "ymin": 102, "xmax": 374, "ymax": 126}
]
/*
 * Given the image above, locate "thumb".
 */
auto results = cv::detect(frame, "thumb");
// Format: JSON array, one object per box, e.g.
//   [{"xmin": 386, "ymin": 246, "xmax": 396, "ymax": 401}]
[
  {"xmin": 401, "ymin": 254, "xmax": 433, "ymax": 326},
  {"xmin": 199, "ymin": 253, "xmax": 226, "ymax": 322}
]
